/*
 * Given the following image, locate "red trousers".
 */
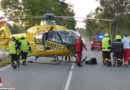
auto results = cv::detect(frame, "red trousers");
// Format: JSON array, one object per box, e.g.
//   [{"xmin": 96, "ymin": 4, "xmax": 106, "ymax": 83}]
[
  {"xmin": 123, "ymin": 49, "xmax": 130, "ymax": 66},
  {"xmin": 102, "ymin": 52, "xmax": 105, "ymax": 64},
  {"xmin": 77, "ymin": 52, "xmax": 82, "ymax": 63}
]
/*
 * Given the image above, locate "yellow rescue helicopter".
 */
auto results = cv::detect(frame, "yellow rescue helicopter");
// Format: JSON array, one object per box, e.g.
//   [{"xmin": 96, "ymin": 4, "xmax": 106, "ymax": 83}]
[
  {"xmin": 0, "ymin": 13, "xmax": 112, "ymax": 64},
  {"xmin": 0, "ymin": 13, "xmax": 81, "ymax": 64}
]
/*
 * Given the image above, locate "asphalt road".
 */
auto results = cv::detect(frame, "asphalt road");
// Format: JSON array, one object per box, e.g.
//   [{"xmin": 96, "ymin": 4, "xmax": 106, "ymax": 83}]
[{"xmin": 0, "ymin": 39, "xmax": 130, "ymax": 90}]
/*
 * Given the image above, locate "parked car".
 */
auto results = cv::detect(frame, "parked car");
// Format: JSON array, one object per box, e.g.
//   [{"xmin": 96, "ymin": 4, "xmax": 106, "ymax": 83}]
[{"xmin": 91, "ymin": 36, "xmax": 103, "ymax": 51}]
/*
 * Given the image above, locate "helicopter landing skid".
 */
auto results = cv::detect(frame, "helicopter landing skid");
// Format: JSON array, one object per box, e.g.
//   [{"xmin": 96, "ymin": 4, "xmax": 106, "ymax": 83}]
[
  {"xmin": 28, "ymin": 55, "xmax": 63, "ymax": 65},
  {"xmin": 35, "ymin": 56, "xmax": 39, "ymax": 61},
  {"xmin": 50, "ymin": 56, "xmax": 63, "ymax": 65}
]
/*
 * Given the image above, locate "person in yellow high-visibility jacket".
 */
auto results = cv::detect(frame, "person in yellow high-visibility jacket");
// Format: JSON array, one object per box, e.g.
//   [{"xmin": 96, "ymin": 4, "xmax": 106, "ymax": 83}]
[
  {"xmin": 9, "ymin": 36, "xmax": 17, "ymax": 69},
  {"xmin": 15, "ymin": 35, "xmax": 21, "ymax": 67},
  {"xmin": 20, "ymin": 35, "xmax": 30, "ymax": 65},
  {"xmin": 102, "ymin": 33, "xmax": 111, "ymax": 66}
]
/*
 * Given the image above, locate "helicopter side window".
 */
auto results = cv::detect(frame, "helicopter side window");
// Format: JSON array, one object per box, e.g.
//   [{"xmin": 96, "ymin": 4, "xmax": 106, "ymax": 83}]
[
  {"xmin": 35, "ymin": 34, "xmax": 43, "ymax": 44},
  {"xmin": 47, "ymin": 31, "xmax": 62, "ymax": 44}
]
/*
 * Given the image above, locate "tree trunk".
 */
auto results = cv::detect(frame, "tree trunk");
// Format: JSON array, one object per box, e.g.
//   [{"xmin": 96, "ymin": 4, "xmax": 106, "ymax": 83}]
[{"xmin": 115, "ymin": 20, "xmax": 119, "ymax": 34}]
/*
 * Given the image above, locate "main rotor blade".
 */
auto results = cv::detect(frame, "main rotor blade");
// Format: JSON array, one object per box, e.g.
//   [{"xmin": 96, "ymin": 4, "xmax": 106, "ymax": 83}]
[
  {"xmin": 56, "ymin": 16, "xmax": 112, "ymax": 21},
  {"xmin": 0, "ymin": 16, "xmax": 44, "ymax": 22},
  {"xmin": 0, "ymin": 14, "xmax": 113, "ymax": 22}
]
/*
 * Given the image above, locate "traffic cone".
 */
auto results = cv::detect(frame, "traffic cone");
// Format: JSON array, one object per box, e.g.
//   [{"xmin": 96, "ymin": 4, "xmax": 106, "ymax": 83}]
[{"xmin": 0, "ymin": 77, "xmax": 3, "ymax": 88}]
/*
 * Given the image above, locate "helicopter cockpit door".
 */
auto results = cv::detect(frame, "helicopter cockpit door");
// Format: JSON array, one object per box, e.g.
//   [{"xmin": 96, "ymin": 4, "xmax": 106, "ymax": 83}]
[
  {"xmin": 42, "ymin": 33, "xmax": 47, "ymax": 51},
  {"xmin": 45, "ymin": 31, "xmax": 63, "ymax": 51}
]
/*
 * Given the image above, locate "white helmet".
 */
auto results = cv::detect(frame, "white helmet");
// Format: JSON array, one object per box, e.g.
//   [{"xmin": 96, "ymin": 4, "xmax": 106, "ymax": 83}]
[{"xmin": 104, "ymin": 33, "xmax": 109, "ymax": 37}]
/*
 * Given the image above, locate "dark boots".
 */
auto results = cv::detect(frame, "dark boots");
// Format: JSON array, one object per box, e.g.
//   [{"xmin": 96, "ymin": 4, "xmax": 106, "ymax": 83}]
[
  {"xmin": 117, "ymin": 60, "xmax": 122, "ymax": 67},
  {"xmin": 22, "ymin": 59, "xmax": 26, "ymax": 65},
  {"xmin": 77, "ymin": 62, "xmax": 83, "ymax": 67},
  {"xmin": 114, "ymin": 58, "xmax": 122, "ymax": 67},
  {"xmin": 23, "ymin": 61, "xmax": 26, "ymax": 65},
  {"xmin": 113, "ymin": 57, "xmax": 116, "ymax": 66},
  {"xmin": 12, "ymin": 61, "xmax": 17, "ymax": 69},
  {"xmin": 106, "ymin": 61, "xmax": 112, "ymax": 67},
  {"xmin": 17, "ymin": 61, "xmax": 20, "ymax": 67}
]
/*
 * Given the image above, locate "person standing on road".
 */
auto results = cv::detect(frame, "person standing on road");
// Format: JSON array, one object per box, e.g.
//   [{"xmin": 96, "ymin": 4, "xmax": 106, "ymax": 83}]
[
  {"xmin": 20, "ymin": 34, "xmax": 30, "ymax": 65},
  {"xmin": 15, "ymin": 35, "xmax": 21, "ymax": 67},
  {"xmin": 75, "ymin": 36, "xmax": 87, "ymax": 67},
  {"xmin": 9, "ymin": 36, "xmax": 17, "ymax": 69},
  {"xmin": 112, "ymin": 35, "xmax": 123, "ymax": 67},
  {"xmin": 122, "ymin": 33, "xmax": 130, "ymax": 67},
  {"xmin": 102, "ymin": 33, "xmax": 111, "ymax": 66}
]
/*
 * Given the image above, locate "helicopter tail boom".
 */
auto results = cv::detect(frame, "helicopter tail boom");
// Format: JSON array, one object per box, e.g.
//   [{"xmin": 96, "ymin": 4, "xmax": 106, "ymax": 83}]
[{"xmin": 0, "ymin": 24, "xmax": 12, "ymax": 50}]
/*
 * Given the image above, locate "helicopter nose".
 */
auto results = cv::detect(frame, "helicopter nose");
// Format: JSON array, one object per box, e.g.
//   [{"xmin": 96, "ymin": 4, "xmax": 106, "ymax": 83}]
[{"xmin": 66, "ymin": 44, "xmax": 75, "ymax": 51}]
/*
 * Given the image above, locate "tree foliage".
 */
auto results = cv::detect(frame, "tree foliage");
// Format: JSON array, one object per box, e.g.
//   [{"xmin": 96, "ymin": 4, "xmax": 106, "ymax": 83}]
[
  {"xmin": 86, "ymin": 0, "xmax": 130, "ymax": 38},
  {"xmin": 1, "ymin": 0, "xmax": 76, "ymax": 33}
]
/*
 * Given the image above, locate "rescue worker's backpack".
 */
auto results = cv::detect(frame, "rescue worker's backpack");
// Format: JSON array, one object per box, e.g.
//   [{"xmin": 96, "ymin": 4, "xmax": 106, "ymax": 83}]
[{"xmin": 85, "ymin": 58, "xmax": 97, "ymax": 64}]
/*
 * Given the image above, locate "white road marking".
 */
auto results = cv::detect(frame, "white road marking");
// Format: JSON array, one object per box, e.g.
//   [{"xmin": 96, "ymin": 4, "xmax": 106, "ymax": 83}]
[
  {"xmin": 0, "ymin": 65, "xmax": 10, "ymax": 72},
  {"xmin": 64, "ymin": 63, "xmax": 75, "ymax": 90},
  {"xmin": 0, "ymin": 88, "xmax": 15, "ymax": 90}
]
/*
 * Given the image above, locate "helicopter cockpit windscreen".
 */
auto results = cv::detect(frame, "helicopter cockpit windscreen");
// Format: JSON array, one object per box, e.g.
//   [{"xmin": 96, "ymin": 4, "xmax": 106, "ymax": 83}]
[
  {"xmin": 56, "ymin": 30, "xmax": 77, "ymax": 45},
  {"xmin": 40, "ymin": 20, "xmax": 56, "ymax": 25}
]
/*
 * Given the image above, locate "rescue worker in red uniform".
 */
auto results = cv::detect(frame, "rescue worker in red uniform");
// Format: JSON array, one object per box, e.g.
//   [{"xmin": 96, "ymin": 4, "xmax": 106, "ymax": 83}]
[
  {"xmin": 122, "ymin": 33, "xmax": 130, "ymax": 67},
  {"xmin": 75, "ymin": 36, "xmax": 87, "ymax": 67}
]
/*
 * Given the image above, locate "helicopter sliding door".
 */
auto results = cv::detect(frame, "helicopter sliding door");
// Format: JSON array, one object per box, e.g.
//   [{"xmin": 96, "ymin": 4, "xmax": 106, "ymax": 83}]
[{"xmin": 45, "ymin": 31, "xmax": 64, "ymax": 51}]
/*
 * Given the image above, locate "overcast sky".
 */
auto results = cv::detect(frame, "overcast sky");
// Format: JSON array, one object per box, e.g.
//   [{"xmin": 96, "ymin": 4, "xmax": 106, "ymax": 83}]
[{"xmin": 65, "ymin": 0, "xmax": 100, "ymax": 28}]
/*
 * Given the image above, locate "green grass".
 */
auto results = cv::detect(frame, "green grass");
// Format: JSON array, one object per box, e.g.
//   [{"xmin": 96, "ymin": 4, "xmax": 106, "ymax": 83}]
[
  {"xmin": 0, "ymin": 52, "xmax": 34, "ymax": 67},
  {"xmin": 0, "ymin": 59, "xmax": 11, "ymax": 67},
  {"xmin": 28, "ymin": 52, "xmax": 34, "ymax": 57}
]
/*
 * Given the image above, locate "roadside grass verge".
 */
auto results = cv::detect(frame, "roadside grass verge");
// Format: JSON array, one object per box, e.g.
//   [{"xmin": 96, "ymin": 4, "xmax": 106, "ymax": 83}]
[
  {"xmin": 28, "ymin": 52, "xmax": 34, "ymax": 57},
  {"xmin": 0, "ymin": 59, "xmax": 11, "ymax": 67},
  {"xmin": 0, "ymin": 52, "xmax": 34, "ymax": 67}
]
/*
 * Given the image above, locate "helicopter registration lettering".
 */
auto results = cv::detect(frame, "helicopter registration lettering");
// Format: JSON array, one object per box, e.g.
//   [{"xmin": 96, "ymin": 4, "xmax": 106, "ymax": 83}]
[{"xmin": 46, "ymin": 41, "xmax": 64, "ymax": 50}]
